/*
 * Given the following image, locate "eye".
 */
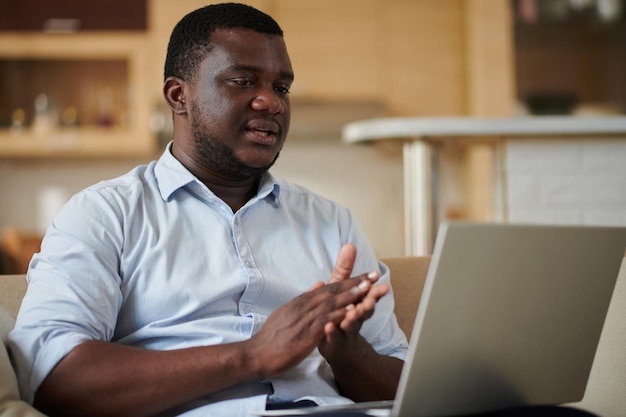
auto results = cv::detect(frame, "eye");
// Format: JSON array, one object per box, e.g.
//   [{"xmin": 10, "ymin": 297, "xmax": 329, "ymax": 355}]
[
  {"xmin": 275, "ymin": 84, "xmax": 291, "ymax": 96},
  {"xmin": 230, "ymin": 78, "xmax": 255, "ymax": 88}
]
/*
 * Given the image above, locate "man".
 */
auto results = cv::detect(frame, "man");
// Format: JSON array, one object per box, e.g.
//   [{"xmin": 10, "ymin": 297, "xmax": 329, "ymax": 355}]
[{"xmin": 9, "ymin": 4, "xmax": 407, "ymax": 417}]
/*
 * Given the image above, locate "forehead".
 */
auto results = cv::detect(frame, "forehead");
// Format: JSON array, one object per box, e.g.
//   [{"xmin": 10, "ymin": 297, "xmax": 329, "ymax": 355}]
[{"xmin": 202, "ymin": 28, "xmax": 293, "ymax": 77}]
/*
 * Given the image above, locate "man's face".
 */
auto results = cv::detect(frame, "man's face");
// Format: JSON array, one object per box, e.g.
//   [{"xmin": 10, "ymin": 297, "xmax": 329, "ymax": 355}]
[{"xmin": 186, "ymin": 28, "xmax": 293, "ymax": 180}]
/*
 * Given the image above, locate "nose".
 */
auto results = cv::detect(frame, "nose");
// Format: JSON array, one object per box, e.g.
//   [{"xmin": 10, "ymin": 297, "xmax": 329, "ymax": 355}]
[{"xmin": 250, "ymin": 87, "xmax": 285, "ymax": 115}]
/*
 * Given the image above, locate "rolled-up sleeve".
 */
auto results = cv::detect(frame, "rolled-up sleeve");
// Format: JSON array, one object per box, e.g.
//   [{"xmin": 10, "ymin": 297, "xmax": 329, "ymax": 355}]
[{"xmin": 9, "ymin": 188, "xmax": 124, "ymax": 403}]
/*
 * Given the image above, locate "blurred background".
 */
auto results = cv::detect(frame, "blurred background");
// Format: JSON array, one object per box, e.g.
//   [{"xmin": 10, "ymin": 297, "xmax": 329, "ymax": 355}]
[{"xmin": 1, "ymin": 0, "xmax": 625, "ymax": 272}]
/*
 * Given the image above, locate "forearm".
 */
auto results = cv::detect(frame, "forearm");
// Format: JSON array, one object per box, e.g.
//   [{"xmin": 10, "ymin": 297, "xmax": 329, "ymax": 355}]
[
  {"xmin": 327, "ymin": 335, "xmax": 404, "ymax": 402},
  {"xmin": 34, "ymin": 340, "xmax": 261, "ymax": 417},
  {"xmin": 31, "ymin": 266, "xmax": 378, "ymax": 416},
  {"xmin": 32, "ymin": 273, "xmax": 374, "ymax": 417}
]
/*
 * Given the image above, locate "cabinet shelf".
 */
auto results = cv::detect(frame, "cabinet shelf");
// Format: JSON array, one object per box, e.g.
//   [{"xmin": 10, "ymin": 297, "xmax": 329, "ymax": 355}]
[
  {"xmin": 0, "ymin": 32, "xmax": 154, "ymax": 159},
  {"xmin": 0, "ymin": 127, "xmax": 153, "ymax": 158}
]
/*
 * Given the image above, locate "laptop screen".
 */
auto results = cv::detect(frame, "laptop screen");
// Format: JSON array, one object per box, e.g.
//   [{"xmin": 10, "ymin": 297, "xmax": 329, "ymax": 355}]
[{"xmin": 394, "ymin": 222, "xmax": 626, "ymax": 417}]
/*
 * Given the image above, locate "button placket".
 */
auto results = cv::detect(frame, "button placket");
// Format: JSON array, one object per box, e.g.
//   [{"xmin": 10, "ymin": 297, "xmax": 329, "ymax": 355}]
[{"xmin": 232, "ymin": 212, "xmax": 263, "ymax": 316}]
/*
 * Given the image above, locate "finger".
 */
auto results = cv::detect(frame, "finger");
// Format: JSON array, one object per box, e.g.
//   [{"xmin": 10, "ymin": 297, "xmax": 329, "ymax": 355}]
[
  {"xmin": 357, "ymin": 284, "xmax": 389, "ymax": 315},
  {"xmin": 304, "ymin": 274, "xmax": 380, "ymax": 322},
  {"xmin": 339, "ymin": 299, "xmax": 373, "ymax": 332},
  {"xmin": 365, "ymin": 269, "xmax": 380, "ymax": 284},
  {"xmin": 308, "ymin": 281, "xmax": 325, "ymax": 291},
  {"xmin": 339, "ymin": 305, "xmax": 362, "ymax": 332},
  {"xmin": 323, "ymin": 321, "xmax": 337, "ymax": 341},
  {"xmin": 322, "ymin": 270, "xmax": 378, "ymax": 300},
  {"xmin": 367, "ymin": 282, "xmax": 390, "ymax": 299},
  {"xmin": 339, "ymin": 284, "xmax": 389, "ymax": 331},
  {"xmin": 328, "ymin": 243, "xmax": 357, "ymax": 283}
]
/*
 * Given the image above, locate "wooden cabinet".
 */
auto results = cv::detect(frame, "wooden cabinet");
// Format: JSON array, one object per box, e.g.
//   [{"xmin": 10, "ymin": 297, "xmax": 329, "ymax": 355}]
[
  {"xmin": 0, "ymin": 0, "xmax": 515, "ymax": 159},
  {"xmin": 0, "ymin": 33, "xmax": 154, "ymax": 158},
  {"xmin": 0, "ymin": 0, "xmax": 147, "ymax": 32},
  {"xmin": 514, "ymin": 9, "xmax": 626, "ymax": 115}
]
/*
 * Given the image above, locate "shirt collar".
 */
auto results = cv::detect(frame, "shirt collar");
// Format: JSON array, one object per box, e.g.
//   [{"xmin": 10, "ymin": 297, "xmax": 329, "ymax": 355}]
[
  {"xmin": 154, "ymin": 143, "xmax": 197, "ymax": 201},
  {"xmin": 256, "ymin": 171, "xmax": 281, "ymax": 207},
  {"xmin": 154, "ymin": 142, "xmax": 281, "ymax": 205}
]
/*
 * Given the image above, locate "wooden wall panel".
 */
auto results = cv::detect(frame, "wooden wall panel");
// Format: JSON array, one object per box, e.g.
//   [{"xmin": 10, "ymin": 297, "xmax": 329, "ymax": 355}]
[
  {"xmin": 148, "ymin": 0, "xmax": 515, "ymax": 118},
  {"xmin": 384, "ymin": 0, "xmax": 466, "ymax": 116},
  {"xmin": 274, "ymin": 0, "xmax": 382, "ymax": 101},
  {"xmin": 464, "ymin": 0, "xmax": 516, "ymax": 117}
]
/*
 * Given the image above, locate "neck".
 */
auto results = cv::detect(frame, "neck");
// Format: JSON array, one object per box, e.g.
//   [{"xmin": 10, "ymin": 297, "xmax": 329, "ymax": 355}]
[
  {"xmin": 206, "ymin": 175, "xmax": 260, "ymax": 212},
  {"xmin": 190, "ymin": 163, "xmax": 261, "ymax": 212},
  {"xmin": 171, "ymin": 141, "xmax": 262, "ymax": 212}
]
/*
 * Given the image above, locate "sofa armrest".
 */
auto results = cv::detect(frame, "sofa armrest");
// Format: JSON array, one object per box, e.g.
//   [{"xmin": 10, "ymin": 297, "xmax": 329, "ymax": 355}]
[
  {"xmin": 0, "ymin": 276, "xmax": 28, "ymax": 319},
  {"xmin": 1, "ymin": 308, "xmax": 47, "ymax": 417},
  {"xmin": 571, "ymin": 257, "xmax": 626, "ymax": 417}
]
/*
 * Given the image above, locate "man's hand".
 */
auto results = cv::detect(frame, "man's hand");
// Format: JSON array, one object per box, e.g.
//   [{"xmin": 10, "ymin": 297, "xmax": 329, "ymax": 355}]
[
  {"xmin": 318, "ymin": 244, "xmax": 389, "ymax": 360},
  {"xmin": 318, "ymin": 277, "xmax": 388, "ymax": 360},
  {"xmin": 245, "ymin": 272, "xmax": 378, "ymax": 379},
  {"xmin": 318, "ymin": 244, "xmax": 403, "ymax": 402}
]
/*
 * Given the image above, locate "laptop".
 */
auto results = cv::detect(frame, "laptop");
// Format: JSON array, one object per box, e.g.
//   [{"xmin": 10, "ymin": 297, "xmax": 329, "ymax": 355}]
[{"xmin": 257, "ymin": 221, "xmax": 626, "ymax": 417}]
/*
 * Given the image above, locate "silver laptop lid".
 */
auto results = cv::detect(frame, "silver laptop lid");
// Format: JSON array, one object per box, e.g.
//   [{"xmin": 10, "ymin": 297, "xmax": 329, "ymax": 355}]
[{"xmin": 394, "ymin": 222, "xmax": 626, "ymax": 417}]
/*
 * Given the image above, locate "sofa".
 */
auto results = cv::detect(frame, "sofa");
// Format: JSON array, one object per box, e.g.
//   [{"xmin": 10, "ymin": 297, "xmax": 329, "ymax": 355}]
[
  {"xmin": 1, "ymin": 256, "xmax": 625, "ymax": 417},
  {"xmin": 0, "ymin": 274, "xmax": 44, "ymax": 417}
]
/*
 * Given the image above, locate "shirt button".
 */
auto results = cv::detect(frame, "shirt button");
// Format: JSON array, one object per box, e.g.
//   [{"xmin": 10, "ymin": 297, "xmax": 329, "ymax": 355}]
[{"xmin": 242, "ymin": 305, "xmax": 252, "ymax": 314}]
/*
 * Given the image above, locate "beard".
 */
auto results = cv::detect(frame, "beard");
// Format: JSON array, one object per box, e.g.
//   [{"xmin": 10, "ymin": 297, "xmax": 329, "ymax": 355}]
[{"xmin": 190, "ymin": 106, "xmax": 280, "ymax": 181}]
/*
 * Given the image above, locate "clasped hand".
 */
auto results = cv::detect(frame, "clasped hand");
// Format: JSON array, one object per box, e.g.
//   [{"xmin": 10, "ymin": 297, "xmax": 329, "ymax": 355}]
[{"xmin": 247, "ymin": 244, "xmax": 389, "ymax": 378}]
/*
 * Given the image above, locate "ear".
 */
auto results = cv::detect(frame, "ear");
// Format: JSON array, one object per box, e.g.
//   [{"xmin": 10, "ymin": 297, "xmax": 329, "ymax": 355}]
[{"xmin": 163, "ymin": 77, "xmax": 188, "ymax": 115}]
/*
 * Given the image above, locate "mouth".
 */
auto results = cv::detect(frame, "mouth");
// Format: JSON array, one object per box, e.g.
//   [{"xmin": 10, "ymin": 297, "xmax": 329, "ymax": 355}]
[
  {"xmin": 254, "ymin": 128, "xmax": 273, "ymax": 138},
  {"xmin": 246, "ymin": 121, "xmax": 280, "ymax": 145}
]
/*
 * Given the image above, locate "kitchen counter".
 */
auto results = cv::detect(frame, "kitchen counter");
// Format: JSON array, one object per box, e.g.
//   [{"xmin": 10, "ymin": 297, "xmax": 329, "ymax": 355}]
[
  {"xmin": 343, "ymin": 116, "xmax": 626, "ymax": 142},
  {"xmin": 342, "ymin": 116, "xmax": 626, "ymax": 255}
]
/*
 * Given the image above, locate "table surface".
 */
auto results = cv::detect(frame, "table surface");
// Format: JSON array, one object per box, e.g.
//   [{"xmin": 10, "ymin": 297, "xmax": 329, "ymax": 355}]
[{"xmin": 342, "ymin": 116, "xmax": 626, "ymax": 143}]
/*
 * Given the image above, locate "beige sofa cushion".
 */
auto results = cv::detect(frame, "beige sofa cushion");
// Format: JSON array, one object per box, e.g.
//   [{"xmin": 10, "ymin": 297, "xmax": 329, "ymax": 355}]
[
  {"xmin": 572, "ymin": 257, "xmax": 626, "ymax": 417},
  {"xmin": 0, "ymin": 276, "xmax": 27, "ymax": 319},
  {"xmin": 0, "ymin": 307, "xmax": 46, "ymax": 417},
  {"xmin": 383, "ymin": 256, "xmax": 430, "ymax": 340}
]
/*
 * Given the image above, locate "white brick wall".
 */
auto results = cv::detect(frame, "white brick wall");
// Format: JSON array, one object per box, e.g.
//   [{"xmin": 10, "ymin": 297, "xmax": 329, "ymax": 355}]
[{"xmin": 504, "ymin": 137, "xmax": 626, "ymax": 226}]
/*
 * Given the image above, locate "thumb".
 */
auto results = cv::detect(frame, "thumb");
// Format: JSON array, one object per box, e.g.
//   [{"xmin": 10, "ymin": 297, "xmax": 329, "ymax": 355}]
[{"xmin": 328, "ymin": 243, "xmax": 356, "ymax": 284}]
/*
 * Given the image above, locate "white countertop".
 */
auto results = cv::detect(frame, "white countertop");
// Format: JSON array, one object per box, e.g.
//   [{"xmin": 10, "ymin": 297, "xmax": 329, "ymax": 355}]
[{"xmin": 342, "ymin": 116, "xmax": 626, "ymax": 144}]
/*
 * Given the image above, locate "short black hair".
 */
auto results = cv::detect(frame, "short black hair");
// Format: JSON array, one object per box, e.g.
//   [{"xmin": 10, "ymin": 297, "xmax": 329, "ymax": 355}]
[{"xmin": 164, "ymin": 3, "xmax": 283, "ymax": 82}]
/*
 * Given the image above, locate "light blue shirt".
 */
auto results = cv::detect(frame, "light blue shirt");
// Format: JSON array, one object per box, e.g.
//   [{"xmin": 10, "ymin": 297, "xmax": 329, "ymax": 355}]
[{"xmin": 10, "ymin": 145, "xmax": 408, "ymax": 417}]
